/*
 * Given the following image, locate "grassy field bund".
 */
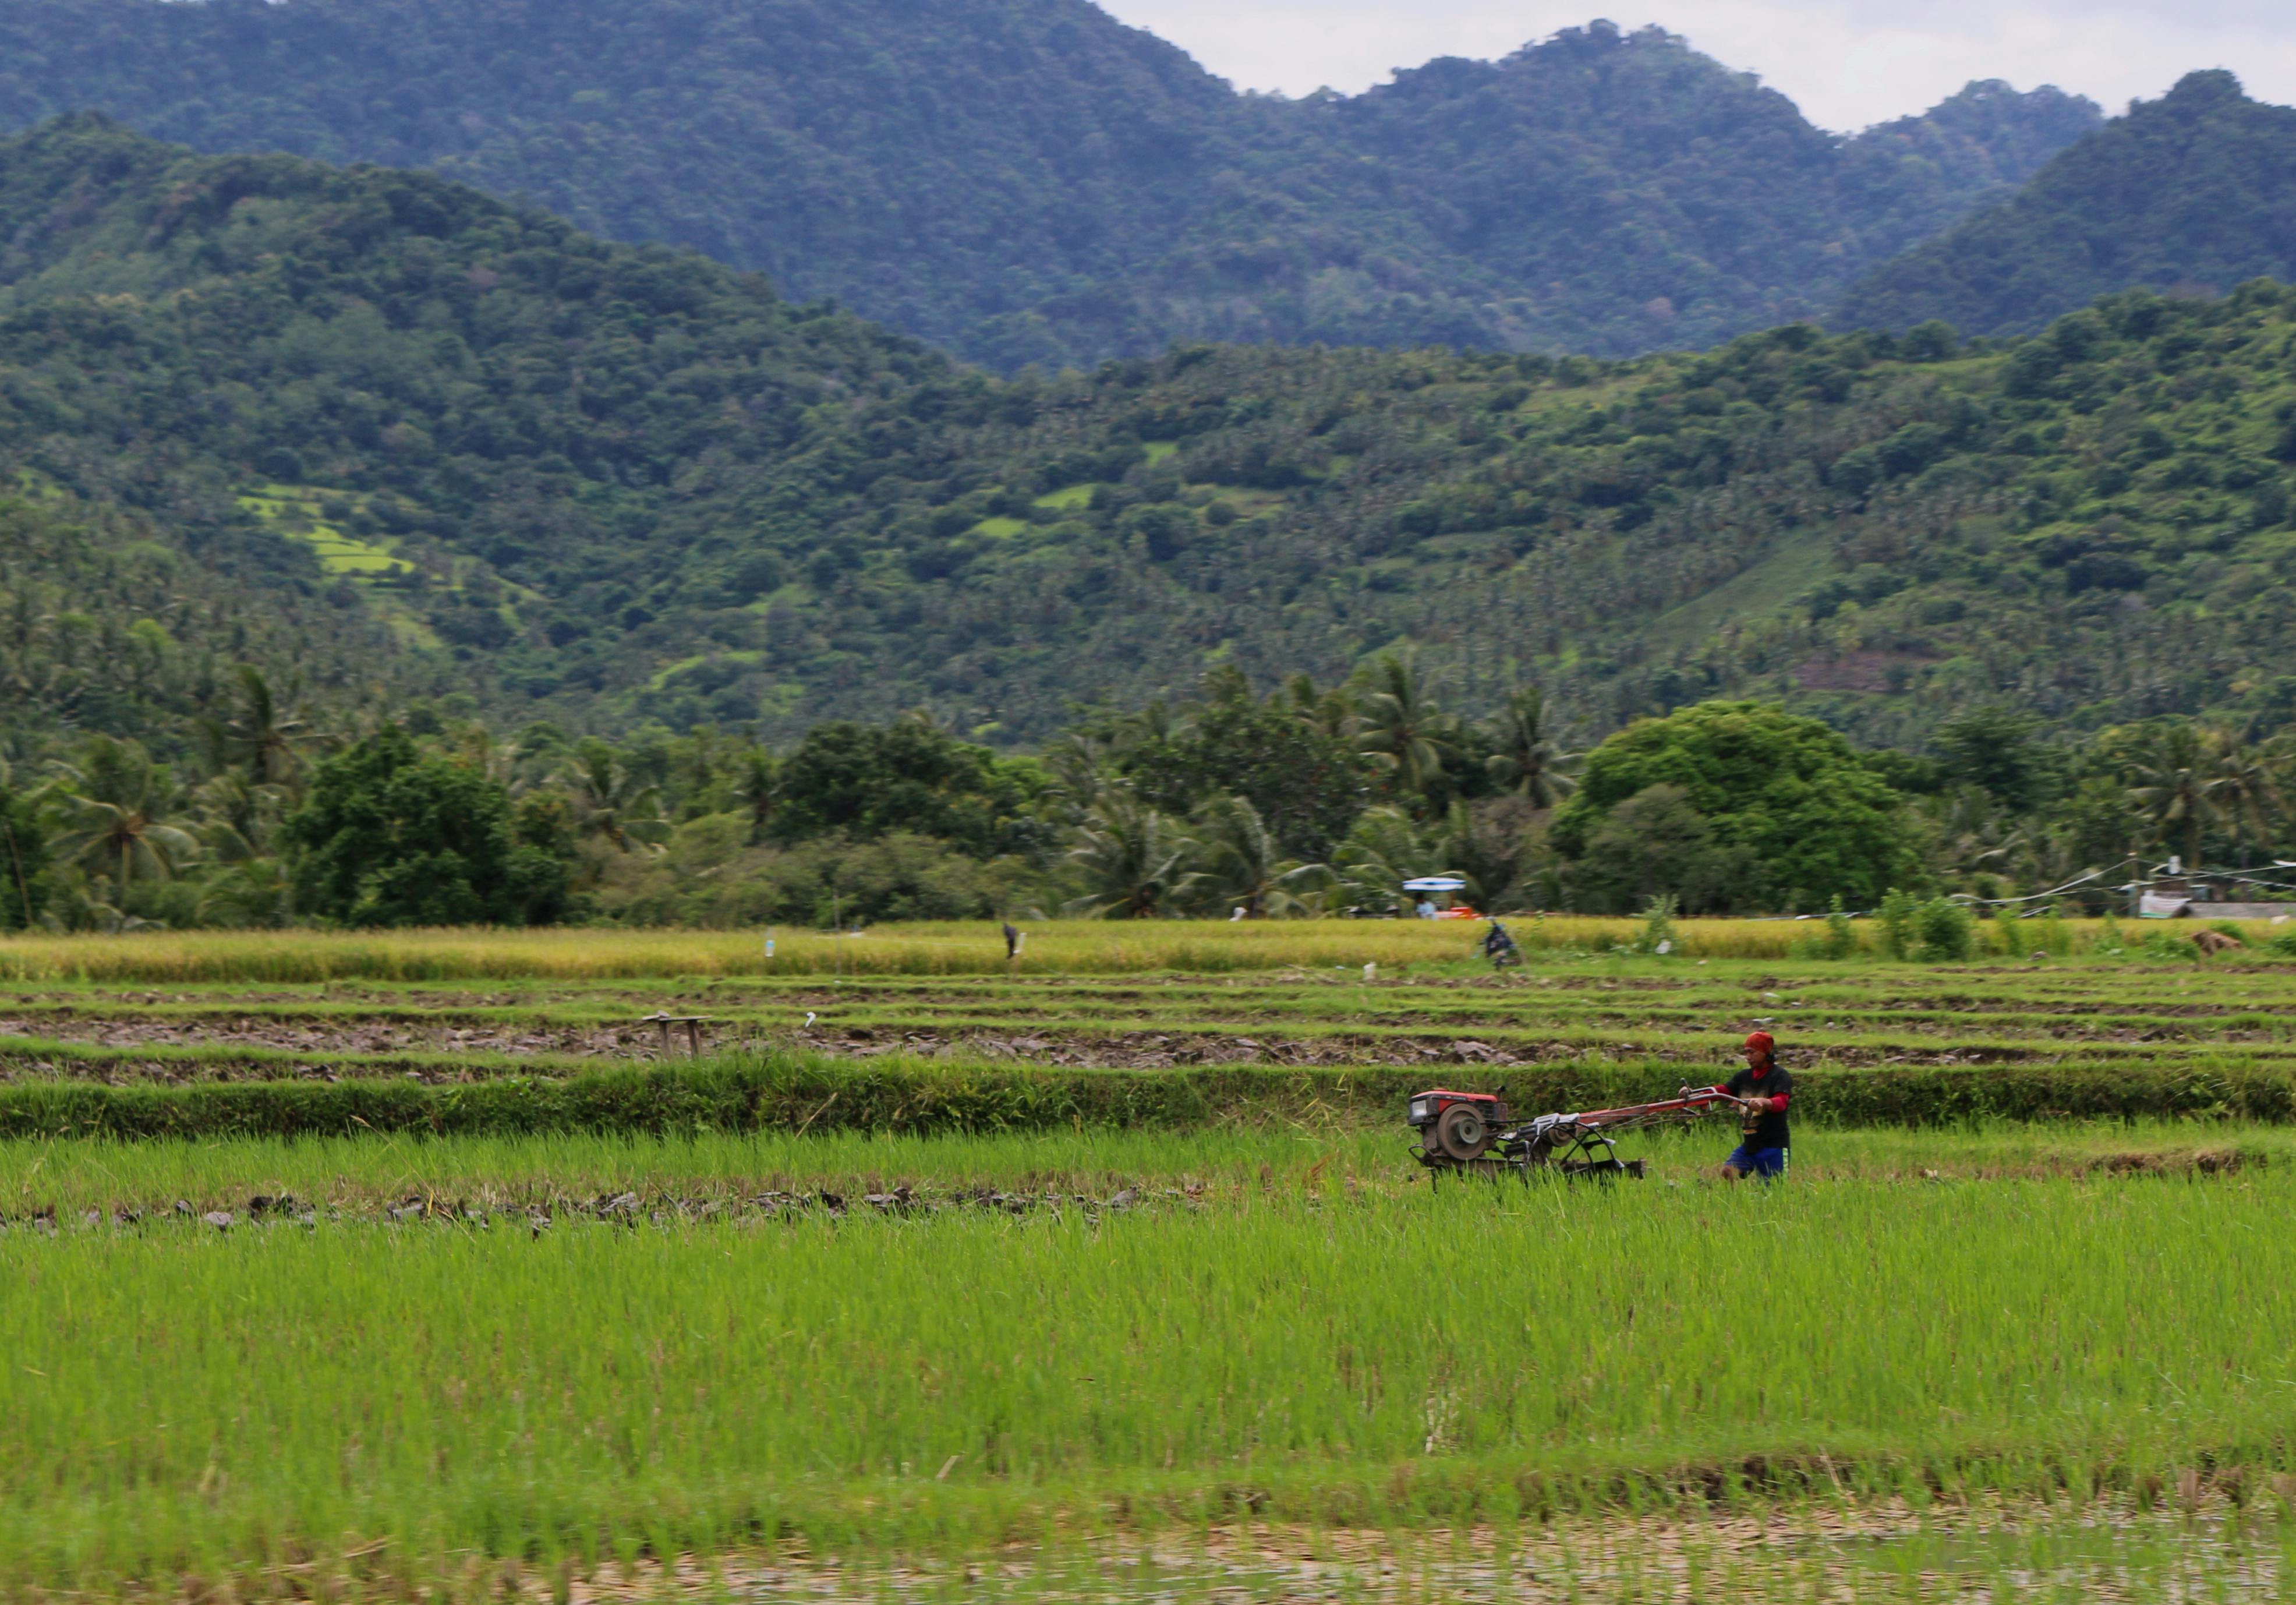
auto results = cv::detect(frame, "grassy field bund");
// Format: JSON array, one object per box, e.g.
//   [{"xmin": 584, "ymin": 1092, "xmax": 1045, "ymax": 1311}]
[{"xmin": 6, "ymin": 921, "xmax": 2296, "ymax": 1600}]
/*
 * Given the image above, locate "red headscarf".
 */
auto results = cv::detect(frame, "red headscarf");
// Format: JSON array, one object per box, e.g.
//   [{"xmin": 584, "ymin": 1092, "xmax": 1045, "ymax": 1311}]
[{"xmin": 1745, "ymin": 1031, "xmax": 1775, "ymax": 1056}]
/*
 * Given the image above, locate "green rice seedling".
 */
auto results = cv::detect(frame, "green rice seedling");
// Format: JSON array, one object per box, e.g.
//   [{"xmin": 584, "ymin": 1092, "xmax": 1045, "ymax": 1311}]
[
  {"xmin": 0, "ymin": 1119, "xmax": 2286, "ymax": 1215},
  {"xmin": 3, "ymin": 1167, "xmax": 2295, "ymax": 1592}
]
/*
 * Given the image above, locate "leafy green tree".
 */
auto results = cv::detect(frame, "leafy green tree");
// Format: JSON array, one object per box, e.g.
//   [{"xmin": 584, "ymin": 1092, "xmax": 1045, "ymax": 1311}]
[
  {"xmin": 1935, "ymin": 705, "xmax": 2060, "ymax": 813},
  {"xmin": 2207, "ymin": 737, "xmax": 2281, "ymax": 864},
  {"xmin": 732, "ymin": 748, "xmax": 781, "ymax": 845},
  {"xmin": 1560, "ymin": 783, "xmax": 1754, "ymax": 915},
  {"xmin": 1122, "ymin": 675, "xmax": 1367, "ymax": 860},
  {"xmin": 192, "ymin": 858, "xmax": 296, "ymax": 929},
  {"xmin": 285, "ymin": 724, "xmax": 573, "ymax": 926},
  {"xmin": 773, "ymin": 719, "xmax": 1046, "ymax": 855},
  {"xmin": 1551, "ymin": 701, "xmax": 1916, "ymax": 911},
  {"xmin": 1432, "ymin": 798, "xmax": 1539, "ymax": 914}
]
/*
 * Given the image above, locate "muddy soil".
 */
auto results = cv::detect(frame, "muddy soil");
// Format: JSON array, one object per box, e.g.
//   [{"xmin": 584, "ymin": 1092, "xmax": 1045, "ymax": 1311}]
[
  {"xmin": 0, "ymin": 1008, "xmax": 2262, "ymax": 1081},
  {"xmin": 128, "ymin": 1505, "xmax": 2287, "ymax": 1603}
]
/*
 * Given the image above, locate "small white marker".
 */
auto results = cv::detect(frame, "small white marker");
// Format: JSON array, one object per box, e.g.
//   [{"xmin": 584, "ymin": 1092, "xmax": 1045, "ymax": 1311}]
[{"xmin": 804, "ymin": 1011, "xmax": 817, "ymax": 1028}]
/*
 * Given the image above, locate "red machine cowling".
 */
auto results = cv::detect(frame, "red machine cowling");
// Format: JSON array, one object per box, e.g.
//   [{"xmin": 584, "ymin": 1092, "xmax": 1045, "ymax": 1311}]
[{"xmin": 1405, "ymin": 1088, "xmax": 1511, "ymax": 1162}]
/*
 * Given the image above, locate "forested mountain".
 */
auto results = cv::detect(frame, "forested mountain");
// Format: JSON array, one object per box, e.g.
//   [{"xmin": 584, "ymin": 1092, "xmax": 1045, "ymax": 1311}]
[
  {"xmin": 1838, "ymin": 72, "xmax": 2296, "ymax": 337},
  {"xmin": 0, "ymin": 0, "xmax": 2097, "ymax": 369},
  {"xmin": 5, "ymin": 116, "xmax": 2296, "ymax": 760}
]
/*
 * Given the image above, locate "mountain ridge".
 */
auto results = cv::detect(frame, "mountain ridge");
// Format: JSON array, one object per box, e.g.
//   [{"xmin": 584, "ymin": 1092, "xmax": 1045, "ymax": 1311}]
[
  {"xmin": 1837, "ymin": 70, "xmax": 2296, "ymax": 337},
  {"xmin": 1, "ymin": 117, "xmax": 2294, "ymax": 757},
  {"xmin": 0, "ymin": 0, "xmax": 2098, "ymax": 368}
]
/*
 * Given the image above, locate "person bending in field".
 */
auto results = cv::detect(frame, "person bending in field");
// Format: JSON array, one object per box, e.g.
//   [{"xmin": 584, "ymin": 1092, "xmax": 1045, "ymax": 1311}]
[{"xmin": 1709, "ymin": 1030, "xmax": 1791, "ymax": 1182}]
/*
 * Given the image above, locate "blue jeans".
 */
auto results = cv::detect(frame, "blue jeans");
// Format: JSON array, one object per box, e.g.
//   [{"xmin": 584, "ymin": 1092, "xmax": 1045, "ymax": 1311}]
[{"xmin": 1725, "ymin": 1144, "xmax": 1789, "ymax": 1179}]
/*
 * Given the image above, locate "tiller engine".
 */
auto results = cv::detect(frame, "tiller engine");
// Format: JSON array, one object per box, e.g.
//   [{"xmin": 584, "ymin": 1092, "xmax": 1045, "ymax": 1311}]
[{"xmin": 1407, "ymin": 1085, "xmax": 1736, "ymax": 1180}]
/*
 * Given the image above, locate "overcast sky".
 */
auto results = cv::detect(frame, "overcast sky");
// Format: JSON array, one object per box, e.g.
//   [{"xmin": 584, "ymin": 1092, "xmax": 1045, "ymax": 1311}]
[{"xmin": 1097, "ymin": 0, "xmax": 2296, "ymax": 130}]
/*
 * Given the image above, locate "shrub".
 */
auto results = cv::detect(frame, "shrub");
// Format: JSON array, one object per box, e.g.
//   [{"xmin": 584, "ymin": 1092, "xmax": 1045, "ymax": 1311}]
[
  {"xmin": 2142, "ymin": 928, "xmax": 2201, "ymax": 961},
  {"xmin": 2029, "ymin": 907, "xmax": 2072, "ymax": 956},
  {"xmin": 1912, "ymin": 897, "xmax": 1975, "ymax": 961},
  {"xmin": 1631, "ymin": 893, "xmax": 1681, "ymax": 955},
  {"xmin": 285, "ymin": 724, "xmax": 574, "ymax": 927},
  {"xmin": 1789, "ymin": 894, "xmax": 1860, "ymax": 959},
  {"xmin": 1878, "ymin": 887, "xmax": 1920, "ymax": 959}
]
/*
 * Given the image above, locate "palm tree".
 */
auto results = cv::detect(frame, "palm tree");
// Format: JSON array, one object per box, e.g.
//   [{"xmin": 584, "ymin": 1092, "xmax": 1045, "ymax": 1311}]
[
  {"xmin": 218, "ymin": 666, "xmax": 321, "ymax": 790},
  {"xmin": 1111, "ymin": 699, "xmax": 1180, "ymax": 755},
  {"xmin": 194, "ymin": 858, "xmax": 296, "ymax": 928},
  {"xmin": 1483, "ymin": 687, "xmax": 1579, "ymax": 808},
  {"xmin": 42, "ymin": 736, "xmax": 201, "ymax": 886},
  {"xmin": 1283, "ymin": 672, "xmax": 1360, "ymax": 741},
  {"xmin": 1195, "ymin": 795, "xmax": 1325, "ymax": 918},
  {"xmin": 1355, "ymin": 649, "xmax": 1459, "ymax": 804},
  {"xmin": 2125, "ymin": 723, "xmax": 2231, "ymax": 868},
  {"xmin": 1331, "ymin": 805, "xmax": 1456, "ymax": 915},
  {"xmin": 1063, "ymin": 789, "xmax": 1200, "ymax": 918},
  {"xmin": 564, "ymin": 738, "xmax": 671, "ymax": 853},
  {"xmin": 2210, "ymin": 736, "xmax": 2281, "ymax": 865},
  {"xmin": 733, "ymin": 746, "xmax": 780, "ymax": 844},
  {"xmin": 450, "ymin": 721, "xmax": 522, "ymax": 786},
  {"xmin": 187, "ymin": 769, "xmax": 287, "ymax": 864},
  {"xmin": 1043, "ymin": 733, "xmax": 1112, "ymax": 818},
  {"xmin": 1930, "ymin": 784, "xmax": 2028, "ymax": 885}
]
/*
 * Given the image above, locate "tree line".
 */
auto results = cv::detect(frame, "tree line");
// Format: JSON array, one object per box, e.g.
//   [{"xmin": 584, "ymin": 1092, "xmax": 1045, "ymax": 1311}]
[{"xmin": 6, "ymin": 657, "xmax": 2296, "ymax": 932}]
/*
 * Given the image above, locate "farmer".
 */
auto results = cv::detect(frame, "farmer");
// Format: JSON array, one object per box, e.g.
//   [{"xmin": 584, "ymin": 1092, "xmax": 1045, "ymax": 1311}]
[{"xmin": 1714, "ymin": 1030, "xmax": 1792, "ymax": 1182}]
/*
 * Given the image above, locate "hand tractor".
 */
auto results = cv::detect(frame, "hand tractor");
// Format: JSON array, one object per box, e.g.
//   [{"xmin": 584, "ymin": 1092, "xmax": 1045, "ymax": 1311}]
[{"xmin": 1406, "ymin": 1084, "xmax": 1738, "ymax": 1181}]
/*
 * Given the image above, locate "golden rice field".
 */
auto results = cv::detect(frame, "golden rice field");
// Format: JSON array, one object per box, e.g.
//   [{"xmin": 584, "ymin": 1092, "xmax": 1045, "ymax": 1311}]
[{"xmin": 0, "ymin": 913, "xmax": 2263, "ymax": 982}]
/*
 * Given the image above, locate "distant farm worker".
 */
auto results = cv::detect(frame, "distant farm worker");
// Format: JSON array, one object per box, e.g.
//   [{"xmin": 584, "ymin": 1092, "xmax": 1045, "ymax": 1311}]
[{"xmin": 1710, "ymin": 1030, "xmax": 1792, "ymax": 1182}]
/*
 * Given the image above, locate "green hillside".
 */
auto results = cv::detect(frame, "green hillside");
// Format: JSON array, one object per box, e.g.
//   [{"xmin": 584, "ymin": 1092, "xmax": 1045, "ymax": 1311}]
[
  {"xmin": 0, "ymin": 1, "xmax": 2096, "ymax": 368},
  {"xmin": 0, "ymin": 482, "xmax": 435, "ymax": 756},
  {"xmin": 1838, "ymin": 71, "xmax": 2296, "ymax": 337},
  {"xmin": 4, "ymin": 116, "xmax": 2296, "ymax": 751}
]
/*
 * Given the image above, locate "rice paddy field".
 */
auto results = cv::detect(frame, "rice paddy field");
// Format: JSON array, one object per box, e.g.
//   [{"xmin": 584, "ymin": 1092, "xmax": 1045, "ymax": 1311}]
[{"xmin": 7, "ymin": 920, "xmax": 2296, "ymax": 1601}]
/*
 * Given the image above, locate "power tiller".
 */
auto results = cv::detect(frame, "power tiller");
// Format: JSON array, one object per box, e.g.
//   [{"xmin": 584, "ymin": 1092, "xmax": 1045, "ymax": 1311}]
[{"xmin": 1406, "ymin": 1085, "xmax": 1736, "ymax": 1180}]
